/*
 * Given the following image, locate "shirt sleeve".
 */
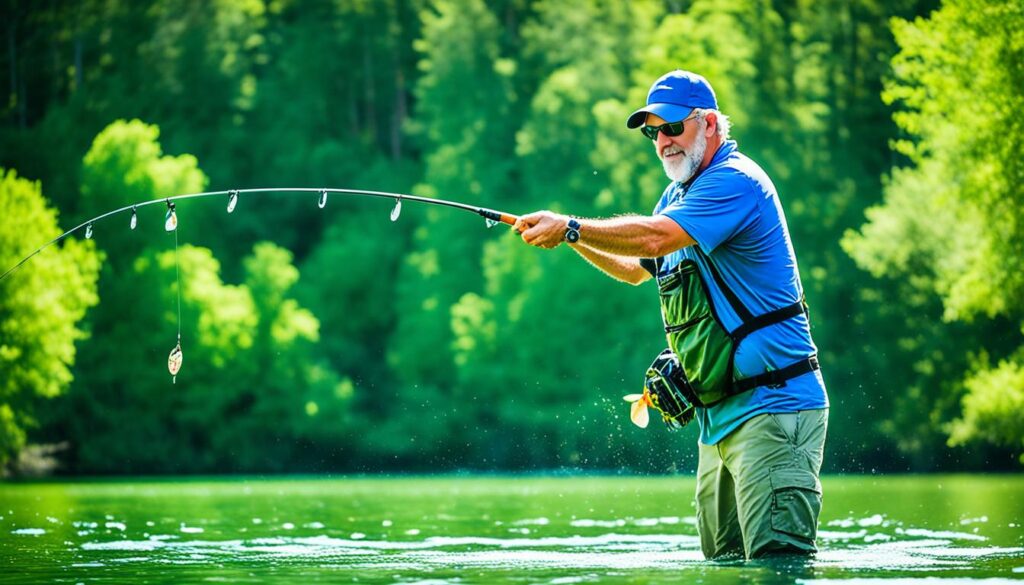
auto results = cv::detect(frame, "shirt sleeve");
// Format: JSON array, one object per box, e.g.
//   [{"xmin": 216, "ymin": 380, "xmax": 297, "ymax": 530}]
[{"xmin": 658, "ymin": 170, "xmax": 757, "ymax": 253}]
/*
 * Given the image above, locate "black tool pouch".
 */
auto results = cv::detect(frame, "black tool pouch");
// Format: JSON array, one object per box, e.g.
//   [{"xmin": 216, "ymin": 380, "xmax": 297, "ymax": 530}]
[{"xmin": 644, "ymin": 348, "xmax": 698, "ymax": 430}]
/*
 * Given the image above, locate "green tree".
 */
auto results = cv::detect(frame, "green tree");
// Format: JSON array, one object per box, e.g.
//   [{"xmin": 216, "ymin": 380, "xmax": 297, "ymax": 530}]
[
  {"xmin": 377, "ymin": 0, "xmax": 519, "ymax": 466},
  {"xmin": 294, "ymin": 207, "xmax": 409, "ymax": 451},
  {"xmin": 591, "ymin": 0, "xmax": 789, "ymax": 218},
  {"xmin": 5, "ymin": 0, "xmax": 1000, "ymax": 473},
  {"xmin": 440, "ymin": 0, "xmax": 679, "ymax": 470},
  {"xmin": 80, "ymin": 119, "xmax": 207, "ymax": 220},
  {"xmin": 516, "ymin": 1, "xmax": 658, "ymax": 210},
  {"xmin": 844, "ymin": 0, "xmax": 1024, "ymax": 460},
  {"xmin": 0, "ymin": 169, "xmax": 100, "ymax": 469},
  {"xmin": 56, "ymin": 121, "xmax": 350, "ymax": 472},
  {"xmin": 206, "ymin": 242, "xmax": 351, "ymax": 471}
]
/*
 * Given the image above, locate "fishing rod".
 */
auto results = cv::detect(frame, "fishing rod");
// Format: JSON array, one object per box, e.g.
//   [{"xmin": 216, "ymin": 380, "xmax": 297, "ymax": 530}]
[
  {"xmin": 0, "ymin": 187, "xmax": 520, "ymax": 282},
  {"xmin": 2, "ymin": 187, "xmax": 520, "ymax": 383}
]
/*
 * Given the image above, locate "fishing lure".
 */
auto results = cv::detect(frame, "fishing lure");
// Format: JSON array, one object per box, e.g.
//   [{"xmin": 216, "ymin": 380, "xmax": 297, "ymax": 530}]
[{"xmin": 623, "ymin": 390, "xmax": 654, "ymax": 428}]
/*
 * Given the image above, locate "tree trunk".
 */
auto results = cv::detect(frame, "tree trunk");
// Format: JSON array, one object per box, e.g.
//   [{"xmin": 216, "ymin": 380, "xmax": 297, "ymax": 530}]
[
  {"xmin": 74, "ymin": 36, "xmax": 83, "ymax": 92},
  {"xmin": 363, "ymin": 35, "xmax": 377, "ymax": 141},
  {"xmin": 8, "ymin": 21, "xmax": 16, "ymax": 124},
  {"xmin": 390, "ymin": 66, "xmax": 404, "ymax": 160},
  {"xmin": 348, "ymin": 82, "xmax": 359, "ymax": 135},
  {"xmin": 18, "ymin": 78, "xmax": 26, "ymax": 128}
]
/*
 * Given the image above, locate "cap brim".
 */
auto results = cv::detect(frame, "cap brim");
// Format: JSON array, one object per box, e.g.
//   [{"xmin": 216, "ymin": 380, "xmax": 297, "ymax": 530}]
[{"xmin": 625, "ymin": 103, "xmax": 695, "ymax": 129}]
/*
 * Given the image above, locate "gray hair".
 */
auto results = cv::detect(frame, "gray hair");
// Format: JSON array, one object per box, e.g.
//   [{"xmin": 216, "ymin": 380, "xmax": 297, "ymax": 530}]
[{"xmin": 692, "ymin": 108, "xmax": 731, "ymax": 140}]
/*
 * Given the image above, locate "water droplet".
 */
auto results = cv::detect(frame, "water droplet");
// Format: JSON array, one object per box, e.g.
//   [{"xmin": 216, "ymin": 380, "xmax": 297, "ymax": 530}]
[
  {"xmin": 227, "ymin": 191, "xmax": 238, "ymax": 213},
  {"xmin": 318, "ymin": 190, "xmax": 328, "ymax": 209},
  {"xmin": 85, "ymin": 224, "xmax": 93, "ymax": 239},
  {"xmin": 168, "ymin": 343, "xmax": 183, "ymax": 381},
  {"xmin": 390, "ymin": 198, "xmax": 402, "ymax": 222},
  {"xmin": 130, "ymin": 208, "xmax": 138, "ymax": 230}
]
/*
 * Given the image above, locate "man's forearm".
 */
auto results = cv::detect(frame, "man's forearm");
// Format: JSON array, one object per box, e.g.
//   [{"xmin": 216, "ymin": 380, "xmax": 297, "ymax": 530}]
[
  {"xmin": 575, "ymin": 214, "xmax": 694, "ymax": 257},
  {"xmin": 569, "ymin": 241, "xmax": 651, "ymax": 285},
  {"xmin": 516, "ymin": 209, "xmax": 694, "ymax": 257}
]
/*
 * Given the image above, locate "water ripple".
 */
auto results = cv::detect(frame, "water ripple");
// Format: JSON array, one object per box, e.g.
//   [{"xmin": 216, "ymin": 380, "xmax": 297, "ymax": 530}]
[{"xmin": 76, "ymin": 529, "xmax": 1022, "ymax": 573}]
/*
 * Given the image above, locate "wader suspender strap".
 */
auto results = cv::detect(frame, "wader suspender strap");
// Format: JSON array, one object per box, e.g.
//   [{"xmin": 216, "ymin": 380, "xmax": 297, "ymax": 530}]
[
  {"xmin": 696, "ymin": 247, "xmax": 819, "ymax": 392},
  {"xmin": 734, "ymin": 355, "xmax": 820, "ymax": 392}
]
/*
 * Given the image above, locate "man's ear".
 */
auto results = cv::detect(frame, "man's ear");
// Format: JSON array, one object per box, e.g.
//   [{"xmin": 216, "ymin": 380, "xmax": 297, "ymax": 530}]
[{"xmin": 703, "ymin": 111, "xmax": 718, "ymax": 137}]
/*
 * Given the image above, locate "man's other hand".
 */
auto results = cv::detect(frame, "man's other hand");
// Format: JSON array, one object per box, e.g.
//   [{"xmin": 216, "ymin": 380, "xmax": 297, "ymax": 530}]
[{"xmin": 516, "ymin": 211, "xmax": 569, "ymax": 249}]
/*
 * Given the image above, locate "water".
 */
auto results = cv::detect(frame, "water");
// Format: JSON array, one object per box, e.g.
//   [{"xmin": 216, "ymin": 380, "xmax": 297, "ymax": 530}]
[{"xmin": 1, "ymin": 475, "xmax": 1022, "ymax": 584}]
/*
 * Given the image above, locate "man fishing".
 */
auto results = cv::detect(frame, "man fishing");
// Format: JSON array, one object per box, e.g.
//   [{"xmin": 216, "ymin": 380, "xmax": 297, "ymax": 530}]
[{"xmin": 514, "ymin": 70, "xmax": 829, "ymax": 560}]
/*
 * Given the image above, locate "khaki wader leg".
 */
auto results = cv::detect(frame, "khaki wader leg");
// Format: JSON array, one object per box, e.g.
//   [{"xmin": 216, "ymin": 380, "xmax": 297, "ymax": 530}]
[
  {"xmin": 695, "ymin": 408, "xmax": 828, "ymax": 560},
  {"xmin": 696, "ymin": 440, "xmax": 744, "ymax": 559}
]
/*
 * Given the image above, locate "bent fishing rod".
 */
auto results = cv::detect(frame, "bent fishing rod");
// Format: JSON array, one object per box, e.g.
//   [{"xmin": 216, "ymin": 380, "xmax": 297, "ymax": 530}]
[{"xmin": 0, "ymin": 187, "xmax": 521, "ymax": 282}]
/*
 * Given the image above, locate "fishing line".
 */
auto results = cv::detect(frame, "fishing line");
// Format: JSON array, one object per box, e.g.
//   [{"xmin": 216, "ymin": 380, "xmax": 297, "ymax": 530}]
[
  {"xmin": 167, "ymin": 202, "xmax": 183, "ymax": 383},
  {"xmin": 175, "ymin": 232, "xmax": 180, "ymax": 343}
]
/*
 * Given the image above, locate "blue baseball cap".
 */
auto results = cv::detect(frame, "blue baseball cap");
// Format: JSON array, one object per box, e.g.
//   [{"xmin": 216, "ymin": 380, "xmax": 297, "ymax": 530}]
[{"xmin": 626, "ymin": 70, "xmax": 719, "ymax": 129}]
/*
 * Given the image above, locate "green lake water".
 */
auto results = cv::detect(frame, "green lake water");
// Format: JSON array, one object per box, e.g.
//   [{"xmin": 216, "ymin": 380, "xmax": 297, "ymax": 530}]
[{"xmin": 1, "ymin": 475, "xmax": 1022, "ymax": 584}]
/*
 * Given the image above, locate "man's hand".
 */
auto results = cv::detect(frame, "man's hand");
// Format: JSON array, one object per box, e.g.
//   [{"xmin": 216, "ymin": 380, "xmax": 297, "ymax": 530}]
[{"xmin": 515, "ymin": 210, "xmax": 570, "ymax": 249}]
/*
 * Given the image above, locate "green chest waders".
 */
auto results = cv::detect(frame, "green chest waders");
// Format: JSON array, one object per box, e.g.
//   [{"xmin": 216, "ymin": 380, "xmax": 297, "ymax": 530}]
[{"xmin": 651, "ymin": 249, "xmax": 820, "ymax": 408}]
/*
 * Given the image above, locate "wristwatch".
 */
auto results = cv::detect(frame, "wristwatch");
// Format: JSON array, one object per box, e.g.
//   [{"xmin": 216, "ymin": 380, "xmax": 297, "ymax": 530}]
[{"xmin": 564, "ymin": 218, "xmax": 581, "ymax": 243}]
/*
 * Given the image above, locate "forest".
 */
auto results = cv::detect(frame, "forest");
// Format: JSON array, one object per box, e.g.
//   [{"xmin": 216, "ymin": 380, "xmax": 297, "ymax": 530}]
[{"xmin": 1, "ymin": 0, "xmax": 1021, "ymax": 475}]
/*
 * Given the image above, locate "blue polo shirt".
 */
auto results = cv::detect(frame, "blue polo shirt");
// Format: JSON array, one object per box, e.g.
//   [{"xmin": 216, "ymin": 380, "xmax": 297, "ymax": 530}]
[{"xmin": 652, "ymin": 140, "xmax": 828, "ymax": 445}]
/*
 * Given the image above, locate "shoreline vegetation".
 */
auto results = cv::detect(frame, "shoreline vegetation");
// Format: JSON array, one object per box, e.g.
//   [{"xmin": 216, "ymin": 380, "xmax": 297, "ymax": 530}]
[
  {"xmin": 4, "ymin": 471, "xmax": 1024, "ymax": 485},
  {"xmin": 1, "ymin": 0, "xmax": 1021, "ymax": 477}
]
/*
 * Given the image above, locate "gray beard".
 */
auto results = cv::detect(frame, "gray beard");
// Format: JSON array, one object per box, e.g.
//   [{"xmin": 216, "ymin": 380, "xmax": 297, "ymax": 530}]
[{"xmin": 662, "ymin": 125, "xmax": 707, "ymax": 183}]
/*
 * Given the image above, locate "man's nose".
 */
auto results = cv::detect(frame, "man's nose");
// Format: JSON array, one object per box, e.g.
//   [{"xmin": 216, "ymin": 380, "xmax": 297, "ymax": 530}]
[{"xmin": 656, "ymin": 130, "xmax": 673, "ymax": 152}]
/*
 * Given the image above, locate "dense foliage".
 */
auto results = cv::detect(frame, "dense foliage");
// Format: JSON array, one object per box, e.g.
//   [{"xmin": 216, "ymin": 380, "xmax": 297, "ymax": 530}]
[
  {"xmin": 0, "ymin": 170, "xmax": 100, "ymax": 468},
  {"xmin": 844, "ymin": 0, "xmax": 1024, "ymax": 460},
  {"xmin": 0, "ymin": 0, "xmax": 1019, "ymax": 474}
]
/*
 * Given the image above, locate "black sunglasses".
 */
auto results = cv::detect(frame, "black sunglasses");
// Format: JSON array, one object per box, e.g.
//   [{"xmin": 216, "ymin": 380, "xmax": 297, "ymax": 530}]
[{"xmin": 640, "ymin": 115, "xmax": 698, "ymax": 140}]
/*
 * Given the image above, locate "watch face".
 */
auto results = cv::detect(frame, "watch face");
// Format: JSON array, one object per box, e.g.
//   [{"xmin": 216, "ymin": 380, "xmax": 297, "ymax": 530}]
[{"xmin": 565, "ymin": 229, "xmax": 580, "ymax": 243}]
